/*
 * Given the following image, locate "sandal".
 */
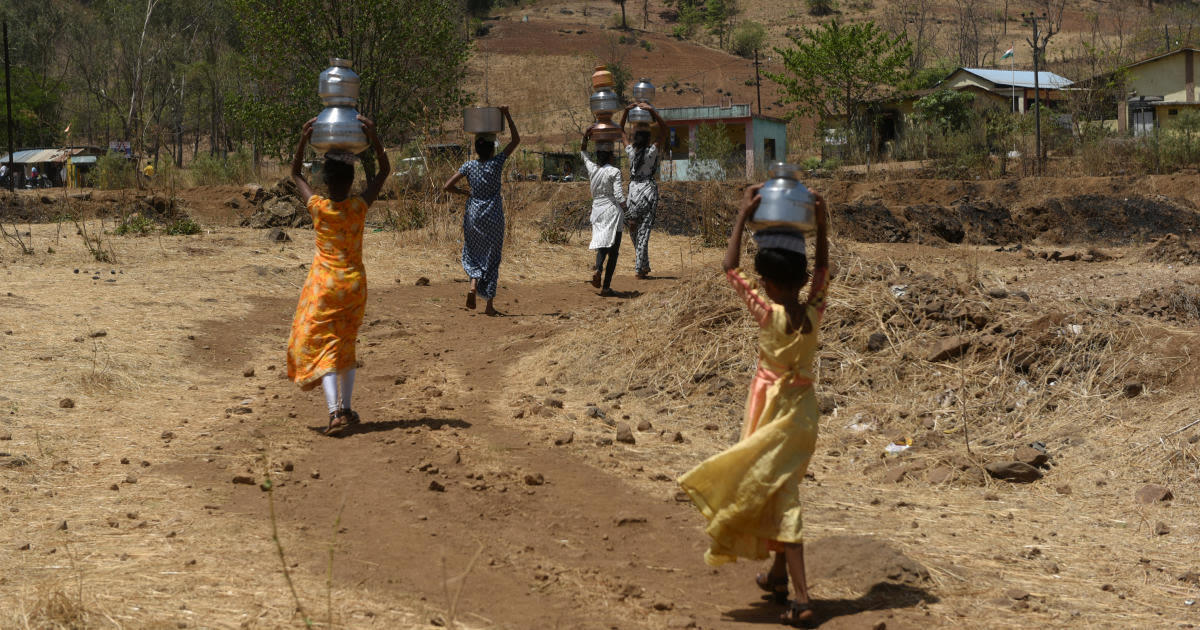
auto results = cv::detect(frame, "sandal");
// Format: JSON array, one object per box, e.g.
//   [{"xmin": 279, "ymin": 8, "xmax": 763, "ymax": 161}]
[
  {"xmin": 755, "ymin": 572, "xmax": 790, "ymax": 604},
  {"xmin": 590, "ymin": 271, "xmax": 602, "ymax": 289},
  {"xmin": 465, "ymin": 291, "xmax": 477, "ymax": 310},
  {"xmin": 341, "ymin": 409, "xmax": 361, "ymax": 426},
  {"xmin": 780, "ymin": 600, "xmax": 814, "ymax": 627},
  {"xmin": 323, "ymin": 411, "xmax": 349, "ymax": 436},
  {"xmin": 599, "ymin": 288, "xmax": 616, "ymax": 297}
]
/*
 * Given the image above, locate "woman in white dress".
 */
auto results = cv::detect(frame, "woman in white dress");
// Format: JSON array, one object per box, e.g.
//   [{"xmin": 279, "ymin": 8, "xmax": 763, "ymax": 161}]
[
  {"xmin": 619, "ymin": 102, "xmax": 668, "ymax": 278},
  {"xmin": 581, "ymin": 125, "xmax": 628, "ymax": 296}
]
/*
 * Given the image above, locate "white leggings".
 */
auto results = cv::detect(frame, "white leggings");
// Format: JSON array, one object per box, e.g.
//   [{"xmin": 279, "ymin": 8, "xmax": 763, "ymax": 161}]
[{"xmin": 320, "ymin": 369, "xmax": 356, "ymax": 414}]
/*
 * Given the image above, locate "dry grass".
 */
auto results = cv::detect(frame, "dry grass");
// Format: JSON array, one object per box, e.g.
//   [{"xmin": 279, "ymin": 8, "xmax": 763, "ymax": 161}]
[{"xmin": 507, "ymin": 237, "xmax": 1200, "ymax": 629}]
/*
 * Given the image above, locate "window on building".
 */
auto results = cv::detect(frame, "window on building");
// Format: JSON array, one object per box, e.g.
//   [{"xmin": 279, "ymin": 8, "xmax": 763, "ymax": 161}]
[
  {"xmin": 764, "ymin": 138, "xmax": 776, "ymax": 162},
  {"xmin": 1169, "ymin": 109, "xmax": 1179, "ymax": 116}
]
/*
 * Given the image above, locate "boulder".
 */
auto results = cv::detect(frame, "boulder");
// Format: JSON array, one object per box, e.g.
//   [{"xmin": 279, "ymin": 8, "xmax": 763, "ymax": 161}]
[
  {"xmin": 1134, "ymin": 483, "xmax": 1173, "ymax": 504},
  {"xmin": 926, "ymin": 336, "xmax": 971, "ymax": 362},
  {"xmin": 985, "ymin": 461, "xmax": 1042, "ymax": 483}
]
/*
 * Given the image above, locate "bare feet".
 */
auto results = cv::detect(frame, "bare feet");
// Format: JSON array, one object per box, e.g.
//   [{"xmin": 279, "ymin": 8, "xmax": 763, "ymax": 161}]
[
  {"xmin": 590, "ymin": 271, "xmax": 601, "ymax": 288},
  {"xmin": 465, "ymin": 290, "xmax": 476, "ymax": 310},
  {"xmin": 483, "ymin": 298, "xmax": 500, "ymax": 316}
]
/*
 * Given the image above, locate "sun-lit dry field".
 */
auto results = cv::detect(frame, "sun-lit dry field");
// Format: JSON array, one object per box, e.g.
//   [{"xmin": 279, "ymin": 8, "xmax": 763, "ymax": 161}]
[{"xmin": 2, "ymin": 173, "xmax": 1199, "ymax": 629}]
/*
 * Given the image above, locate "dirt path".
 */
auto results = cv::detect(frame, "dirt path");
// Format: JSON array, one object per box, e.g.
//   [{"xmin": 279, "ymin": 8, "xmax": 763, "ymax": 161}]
[{"xmin": 174, "ymin": 275, "xmax": 927, "ymax": 629}]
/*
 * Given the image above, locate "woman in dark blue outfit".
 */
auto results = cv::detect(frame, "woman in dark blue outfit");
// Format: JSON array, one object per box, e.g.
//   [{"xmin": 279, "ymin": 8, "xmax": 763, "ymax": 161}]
[{"xmin": 443, "ymin": 106, "xmax": 520, "ymax": 316}]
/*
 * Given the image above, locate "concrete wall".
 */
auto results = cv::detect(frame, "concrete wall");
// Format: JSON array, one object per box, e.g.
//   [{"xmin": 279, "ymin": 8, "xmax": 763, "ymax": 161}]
[
  {"xmin": 1155, "ymin": 103, "xmax": 1200, "ymax": 127},
  {"xmin": 1129, "ymin": 53, "xmax": 1190, "ymax": 102},
  {"xmin": 751, "ymin": 117, "xmax": 788, "ymax": 173}
]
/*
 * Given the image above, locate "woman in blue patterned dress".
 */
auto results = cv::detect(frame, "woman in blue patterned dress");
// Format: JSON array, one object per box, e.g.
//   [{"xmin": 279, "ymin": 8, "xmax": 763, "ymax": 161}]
[{"xmin": 443, "ymin": 106, "xmax": 520, "ymax": 315}]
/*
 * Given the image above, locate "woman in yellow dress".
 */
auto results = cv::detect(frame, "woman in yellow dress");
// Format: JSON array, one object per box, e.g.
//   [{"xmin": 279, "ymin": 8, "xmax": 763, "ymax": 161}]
[
  {"xmin": 286, "ymin": 115, "xmax": 390, "ymax": 435},
  {"xmin": 678, "ymin": 184, "xmax": 829, "ymax": 626}
]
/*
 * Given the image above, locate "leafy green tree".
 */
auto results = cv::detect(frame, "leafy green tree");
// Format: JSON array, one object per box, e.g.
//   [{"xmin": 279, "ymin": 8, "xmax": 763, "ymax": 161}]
[
  {"xmin": 730, "ymin": 20, "xmax": 766, "ymax": 58},
  {"xmin": 914, "ymin": 89, "xmax": 975, "ymax": 132},
  {"xmin": 1, "ymin": 0, "xmax": 71, "ymax": 148},
  {"xmin": 705, "ymin": 0, "xmax": 738, "ymax": 49},
  {"xmin": 765, "ymin": 20, "xmax": 910, "ymax": 133},
  {"xmin": 693, "ymin": 122, "xmax": 737, "ymax": 180},
  {"xmin": 228, "ymin": 0, "xmax": 470, "ymax": 165}
]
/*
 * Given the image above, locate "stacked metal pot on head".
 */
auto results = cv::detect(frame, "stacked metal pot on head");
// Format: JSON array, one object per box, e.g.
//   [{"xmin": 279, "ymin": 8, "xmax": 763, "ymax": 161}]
[
  {"xmin": 311, "ymin": 58, "xmax": 368, "ymax": 155},
  {"xmin": 628, "ymin": 78, "xmax": 656, "ymax": 127},
  {"xmin": 748, "ymin": 162, "xmax": 817, "ymax": 233},
  {"xmin": 588, "ymin": 65, "xmax": 623, "ymax": 149}
]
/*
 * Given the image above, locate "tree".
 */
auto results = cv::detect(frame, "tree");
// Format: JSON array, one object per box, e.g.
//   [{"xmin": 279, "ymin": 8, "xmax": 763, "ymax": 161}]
[
  {"xmin": 705, "ymin": 0, "xmax": 739, "ymax": 49},
  {"xmin": 693, "ymin": 122, "xmax": 736, "ymax": 180},
  {"xmin": 765, "ymin": 20, "xmax": 910, "ymax": 133},
  {"xmin": 914, "ymin": 89, "xmax": 976, "ymax": 132},
  {"xmin": 611, "ymin": 0, "xmax": 628, "ymax": 29},
  {"xmin": 603, "ymin": 35, "xmax": 633, "ymax": 103},
  {"xmin": 952, "ymin": 0, "xmax": 1000, "ymax": 67},
  {"xmin": 228, "ymin": 0, "xmax": 470, "ymax": 163},
  {"xmin": 731, "ymin": 20, "xmax": 766, "ymax": 58},
  {"xmin": 882, "ymin": 0, "xmax": 940, "ymax": 74}
]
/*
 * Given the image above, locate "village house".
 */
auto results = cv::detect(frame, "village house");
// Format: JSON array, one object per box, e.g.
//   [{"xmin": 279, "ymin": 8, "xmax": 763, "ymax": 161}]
[
  {"xmin": 655, "ymin": 103, "xmax": 788, "ymax": 181},
  {"xmin": 1113, "ymin": 47, "xmax": 1199, "ymax": 135},
  {"xmin": 823, "ymin": 68, "xmax": 1074, "ymax": 157}
]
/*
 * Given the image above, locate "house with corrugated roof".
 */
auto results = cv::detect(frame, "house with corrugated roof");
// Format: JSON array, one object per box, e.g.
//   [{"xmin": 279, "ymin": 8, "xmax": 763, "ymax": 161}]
[
  {"xmin": 937, "ymin": 68, "xmax": 1074, "ymax": 113},
  {"xmin": 821, "ymin": 67, "xmax": 1075, "ymax": 157}
]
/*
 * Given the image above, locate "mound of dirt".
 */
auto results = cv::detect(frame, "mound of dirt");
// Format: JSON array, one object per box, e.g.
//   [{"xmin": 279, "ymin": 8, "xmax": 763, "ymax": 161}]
[
  {"xmin": 0, "ymin": 189, "xmax": 190, "ymax": 225},
  {"xmin": 1119, "ymin": 281, "xmax": 1200, "ymax": 325},
  {"xmin": 831, "ymin": 194, "xmax": 1200, "ymax": 246},
  {"xmin": 1020, "ymin": 194, "xmax": 1200, "ymax": 244},
  {"xmin": 1142, "ymin": 234, "xmax": 1200, "ymax": 265},
  {"xmin": 807, "ymin": 536, "xmax": 932, "ymax": 592},
  {"xmin": 839, "ymin": 200, "xmax": 911, "ymax": 243}
]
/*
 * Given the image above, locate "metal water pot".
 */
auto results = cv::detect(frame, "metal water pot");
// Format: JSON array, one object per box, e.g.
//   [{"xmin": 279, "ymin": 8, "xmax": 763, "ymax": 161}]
[
  {"xmin": 463, "ymin": 107, "xmax": 504, "ymax": 134},
  {"xmin": 628, "ymin": 106, "xmax": 653, "ymax": 124},
  {"xmin": 629, "ymin": 78, "xmax": 655, "ymax": 124},
  {"xmin": 589, "ymin": 89, "xmax": 620, "ymax": 115},
  {"xmin": 311, "ymin": 58, "xmax": 368, "ymax": 154},
  {"xmin": 748, "ymin": 163, "xmax": 816, "ymax": 232},
  {"xmin": 631, "ymin": 78, "xmax": 655, "ymax": 103},
  {"xmin": 318, "ymin": 58, "xmax": 360, "ymax": 106}
]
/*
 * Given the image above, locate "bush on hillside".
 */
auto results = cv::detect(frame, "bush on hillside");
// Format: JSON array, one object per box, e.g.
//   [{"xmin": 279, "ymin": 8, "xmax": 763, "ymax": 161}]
[
  {"xmin": 807, "ymin": 0, "xmax": 837, "ymax": 16},
  {"xmin": 730, "ymin": 20, "xmax": 766, "ymax": 58}
]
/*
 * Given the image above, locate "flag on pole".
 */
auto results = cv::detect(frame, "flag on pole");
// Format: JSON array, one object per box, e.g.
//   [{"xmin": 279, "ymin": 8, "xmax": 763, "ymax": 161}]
[{"xmin": 1000, "ymin": 47, "xmax": 1014, "ymax": 60}]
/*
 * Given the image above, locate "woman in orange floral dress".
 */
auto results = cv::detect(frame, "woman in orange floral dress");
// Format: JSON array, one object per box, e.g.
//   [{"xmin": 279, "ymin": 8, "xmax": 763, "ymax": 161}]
[{"xmin": 286, "ymin": 115, "xmax": 390, "ymax": 435}]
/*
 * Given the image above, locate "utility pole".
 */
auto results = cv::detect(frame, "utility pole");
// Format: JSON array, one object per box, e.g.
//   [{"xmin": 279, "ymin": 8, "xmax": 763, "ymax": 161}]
[
  {"xmin": 753, "ymin": 49, "xmax": 762, "ymax": 115},
  {"xmin": 3, "ymin": 21, "xmax": 15, "ymax": 192},
  {"xmin": 1023, "ymin": 12, "xmax": 1046, "ymax": 176}
]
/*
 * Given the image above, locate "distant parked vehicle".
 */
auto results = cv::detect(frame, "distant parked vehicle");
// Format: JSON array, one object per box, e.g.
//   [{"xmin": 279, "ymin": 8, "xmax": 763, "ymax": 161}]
[{"xmin": 393, "ymin": 156, "xmax": 429, "ymax": 188}]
